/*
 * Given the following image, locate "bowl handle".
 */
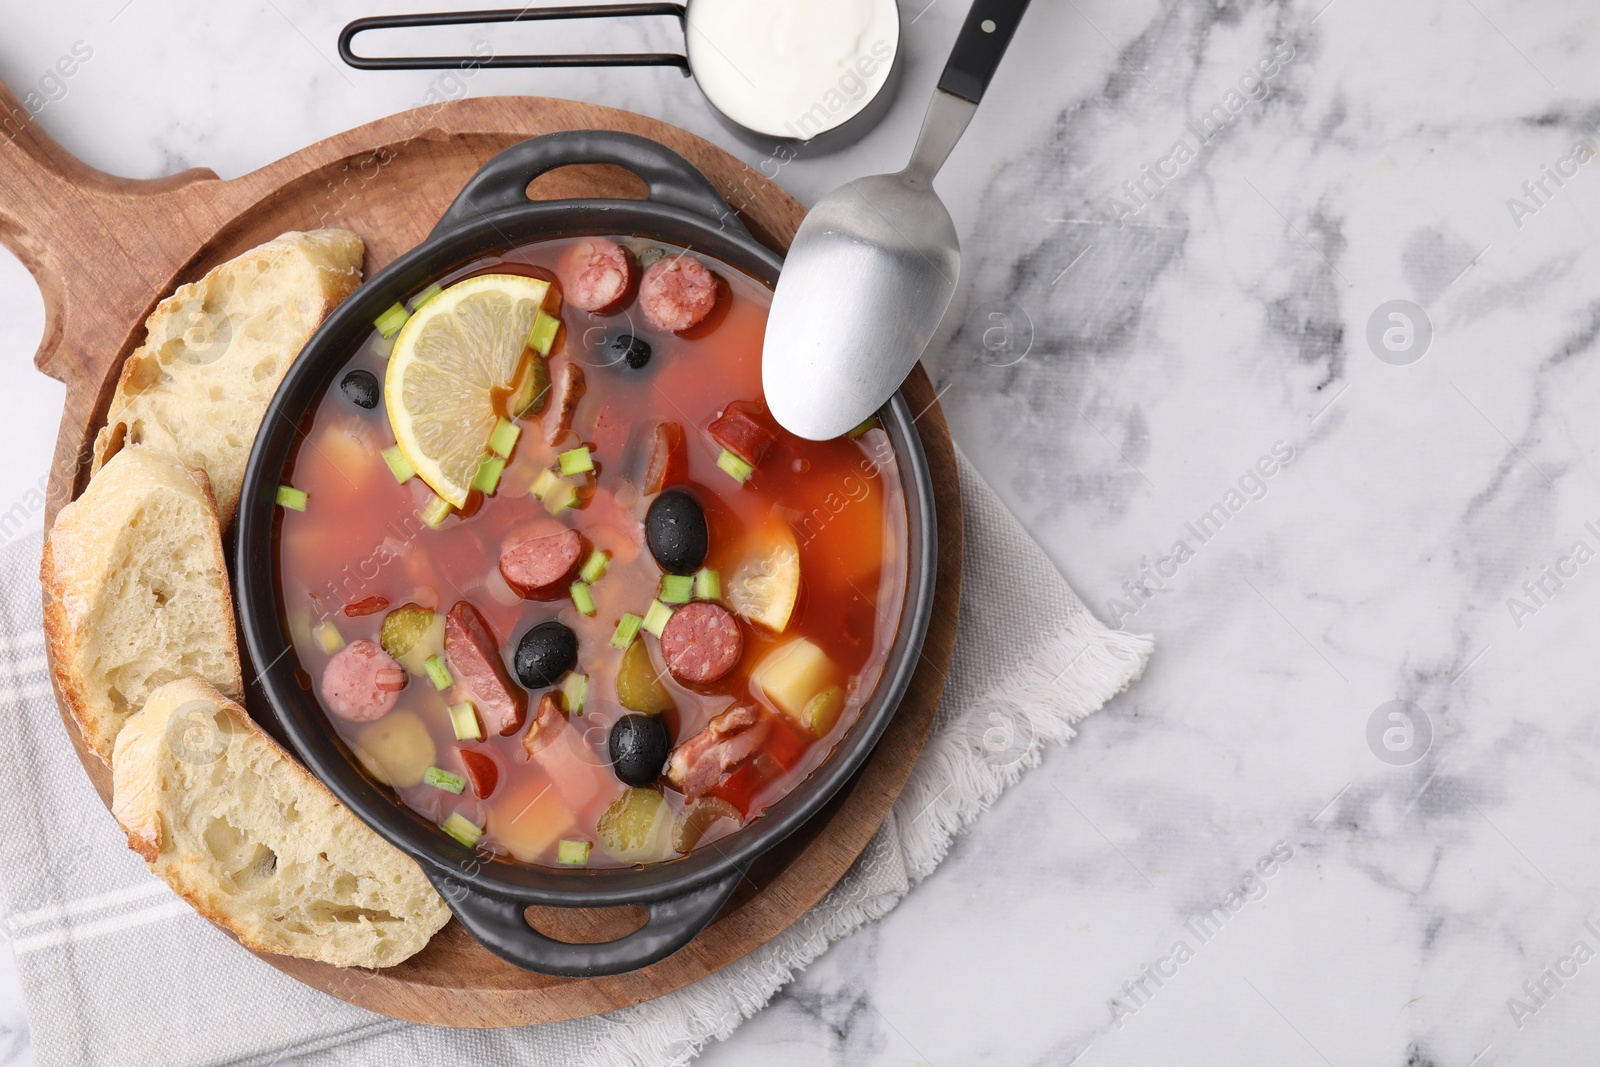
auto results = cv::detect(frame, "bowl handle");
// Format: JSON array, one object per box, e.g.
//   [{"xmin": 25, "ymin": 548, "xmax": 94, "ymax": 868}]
[
  {"xmin": 430, "ymin": 129, "xmax": 748, "ymax": 239},
  {"xmin": 429, "ymin": 866, "xmax": 745, "ymax": 977}
]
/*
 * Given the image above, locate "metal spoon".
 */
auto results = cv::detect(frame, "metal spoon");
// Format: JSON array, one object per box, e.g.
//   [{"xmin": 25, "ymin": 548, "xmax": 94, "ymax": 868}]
[{"xmin": 763, "ymin": 0, "xmax": 1034, "ymax": 440}]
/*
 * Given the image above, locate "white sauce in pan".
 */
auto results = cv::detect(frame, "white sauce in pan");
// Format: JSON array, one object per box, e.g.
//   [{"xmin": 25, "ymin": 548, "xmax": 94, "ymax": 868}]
[{"xmin": 685, "ymin": 0, "xmax": 900, "ymax": 140}]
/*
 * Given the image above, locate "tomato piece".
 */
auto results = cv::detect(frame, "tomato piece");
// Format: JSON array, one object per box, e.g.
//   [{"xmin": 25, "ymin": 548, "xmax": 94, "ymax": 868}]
[
  {"xmin": 459, "ymin": 749, "xmax": 500, "ymax": 799},
  {"xmin": 763, "ymin": 711, "xmax": 809, "ymax": 771},
  {"xmin": 344, "ymin": 595, "xmax": 390, "ymax": 617},
  {"xmin": 709, "ymin": 761, "xmax": 764, "ymax": 816}
]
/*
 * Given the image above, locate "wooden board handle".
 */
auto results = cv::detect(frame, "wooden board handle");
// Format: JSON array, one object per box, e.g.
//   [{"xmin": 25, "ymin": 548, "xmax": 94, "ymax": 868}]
[{"xmin": 0, "ymin": 74, "xmax": 221, "ymax": 379}]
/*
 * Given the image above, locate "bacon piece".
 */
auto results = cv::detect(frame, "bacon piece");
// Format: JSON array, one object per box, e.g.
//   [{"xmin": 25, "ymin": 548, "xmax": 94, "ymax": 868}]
[
  {"xmin": 665, "ymin": 705, "xmax": 771, "ymax": 800},
  {"xmin": 521, "ymin": 693, "xmax": 566, "ymax": 760}
]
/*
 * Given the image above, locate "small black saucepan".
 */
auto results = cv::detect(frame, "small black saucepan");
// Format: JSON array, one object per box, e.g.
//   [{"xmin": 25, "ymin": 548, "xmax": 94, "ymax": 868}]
[{"xmin": 235, "ymin": 131, "xmax": 936, "ymax": 978}]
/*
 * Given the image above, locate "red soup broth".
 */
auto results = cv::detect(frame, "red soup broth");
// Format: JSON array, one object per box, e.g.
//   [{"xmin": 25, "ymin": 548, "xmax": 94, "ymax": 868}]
[{"xmin": 277, "ymin": 236, "xmax": 908, "ymax": 868}]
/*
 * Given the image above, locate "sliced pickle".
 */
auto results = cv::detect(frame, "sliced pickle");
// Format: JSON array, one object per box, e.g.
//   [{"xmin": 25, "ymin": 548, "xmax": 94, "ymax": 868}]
[
  {"xmin": 380, "ymin": 604, "xmax": 445, "ymax": 675},
  {"xmin": 672, "ymin": 796, "xmax": 742, "ymax": 854},
  {"xmin": 615, "ymin": 639, "xmax": 674, "ymax": 714},
  {"xmin": 596, "ymin": 787, "xmax": 671, "ymax": 863},
  {"xmin": 509, "ymin": 350, "xmax": 551, "ymax": 418}
]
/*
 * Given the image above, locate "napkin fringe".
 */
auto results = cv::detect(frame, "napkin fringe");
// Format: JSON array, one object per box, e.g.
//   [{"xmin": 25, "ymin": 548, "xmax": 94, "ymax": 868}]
[
  {"xmin": 893, "ymin": 623, "xmax": 1153, "ymax": 883},
  {"xmin": 590, "ymin": 622, "xmax": 1153, "ymax": 1067}
]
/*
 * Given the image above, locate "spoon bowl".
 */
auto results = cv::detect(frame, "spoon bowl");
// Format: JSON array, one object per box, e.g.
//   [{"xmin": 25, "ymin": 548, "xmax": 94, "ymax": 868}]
[
  {"xmin": 763, "ymin": 0, "xmax": 1032, "ymax": 439},
  {"xmin": 764, "ymin": 172, "xmax": 960, "ymax": 440}
]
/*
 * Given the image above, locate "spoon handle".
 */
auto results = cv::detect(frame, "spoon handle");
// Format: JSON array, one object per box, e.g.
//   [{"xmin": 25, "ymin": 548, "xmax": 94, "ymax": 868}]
[{"xmin": 937, "ymin": 0, "xmax": 1034, "ymax": 103}]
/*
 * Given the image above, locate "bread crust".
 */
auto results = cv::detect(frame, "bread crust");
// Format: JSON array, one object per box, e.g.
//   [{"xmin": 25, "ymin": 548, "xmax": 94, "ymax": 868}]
[
  {"xmin": 90, "ymin": 228, "xmax": 365, "ymax": 527},
  {"xmin": 112, "ymin": 678, "xmax": 451, "ymax": 969},
  {"xmin": 42, "ymin": 448, "xmax": 241, "ymax": 765}
]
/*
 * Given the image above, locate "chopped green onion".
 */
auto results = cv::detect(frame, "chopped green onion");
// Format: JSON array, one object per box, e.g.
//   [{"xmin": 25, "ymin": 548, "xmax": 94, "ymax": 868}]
[
  {"xmin": 440, "ymin": 812, "xmax": 483, "ymax": 847},
  {"xmin": 570, "ymin": 581, "xmax": 596, "ymax": 616},
  {"xmin": 471, "ymin": 454, "xmax": 506, "ymax": 495},
  {"xmin": 557, "ymin": 839, "xmax": 591, "ymax": 865},
  {"xmin": 659, "ymin": 574, "xmax": 693, "ymax": 604},
  {"xmin": 424, "ymin": 654, "xmax": 453, "ymax": 691},
  {"xmin": 716, "ymin": 449, "xmax": 754, "ymax": 483},
  {"xmin": 411, "ymin": 283, "xmax": 443, "ymax": 311},
  {"xmin": 448, "ymin": 702, "xmax": 481, "ymax": 742},
  {"xmin": 374, "ymin": 302, "xmax": 410, "ymax": 339},
  {"xmin": 641, "ymin": 600, "xmax": 673, "ymax": 638},
  {"xmin": 276, "ymin": 485, "xmax": 308, "ymax": 511},
  {"xmin": 312, "ymin": 620, "xmax": 344, "ymax": 654},
  {"xmin": 560, "ymin": 672, "xmax": 588, "ymax": 714},
  {"xmin": 579, "ymin": 549, "xmax": 610, "ymax": 584},
  {"xmin": 847, "ymin": 415, "xmax": 880, "ymax": 438},
  {"xmin": 544, "ymin": 479, "xmax": 579, "ymax": 515},
  {"xmin": 530, "ymin": 468, "xmax": 560, "ymax": 501},
  {"xmin": 488, "ymin": 418, "xmax": 521, "ymax": 458},
  {"xmin": 558, "ymin": 446, "xmax": 594, "ymax": 476},
  {"xmin": 423, "ymin": 766, "xmax": 466, "ymax": 794},
  {"xmin": 694, "ymin": 567, "xmax": 720, "ymax": 600},
  {"xmin": 528, "ymin": 308, "xmax": 561, "ymax": 355},
  {"xmin": 610, "ymin": 612, "xmax": 643, "ymax": 649},
  {"xmin": 380, "ymin": 445, "xmax": 415, "ymax": 484},
  {"xmin": 421, "ymin": 494, "xmax": 453, "ymax": 528}
]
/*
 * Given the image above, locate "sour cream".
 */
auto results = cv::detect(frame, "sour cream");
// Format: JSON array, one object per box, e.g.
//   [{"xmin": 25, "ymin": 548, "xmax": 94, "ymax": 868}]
[{"xmin": 685, "ymin": 0, "xmax": 900, "ymax": 140}]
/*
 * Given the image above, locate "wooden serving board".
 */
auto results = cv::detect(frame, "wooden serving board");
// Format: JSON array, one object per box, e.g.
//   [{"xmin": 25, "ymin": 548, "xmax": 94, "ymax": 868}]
[{"xmin": 1, "ymin": 79, "xmax": 963, "ymax": 1027}]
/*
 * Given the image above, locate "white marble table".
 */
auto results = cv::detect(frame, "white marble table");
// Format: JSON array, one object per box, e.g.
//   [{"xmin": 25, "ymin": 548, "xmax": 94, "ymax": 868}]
[{"xmin": 5, "ymin": 0, "xmax": 1600, "ymax": 1063}]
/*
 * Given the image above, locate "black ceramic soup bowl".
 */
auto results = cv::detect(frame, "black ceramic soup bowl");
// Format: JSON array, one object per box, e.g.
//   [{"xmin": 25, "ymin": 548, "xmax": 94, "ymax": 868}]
[{"xmin": 235, "ymin": 130, "xmax": 936, "ymax": 978}]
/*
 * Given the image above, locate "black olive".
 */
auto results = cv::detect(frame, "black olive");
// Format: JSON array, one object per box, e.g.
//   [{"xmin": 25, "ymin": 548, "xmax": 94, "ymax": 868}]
[
  {"xmin": 513, "ymin": 620, "xmax": 578, "ymax": 689},
  {"xmin": 340, "ymin": 368, "xmax": 381, "ymax": 409},
  {"xmin": 645, "ymin": 488, "xmax": 708, "ymax": 575},
  {"xmin": 608, "ymin": 714, "xmax": 670, "ymax": 786},
  {"xmin": 610, "ymin": 333, "xmax": 651, "ymax": 369}
]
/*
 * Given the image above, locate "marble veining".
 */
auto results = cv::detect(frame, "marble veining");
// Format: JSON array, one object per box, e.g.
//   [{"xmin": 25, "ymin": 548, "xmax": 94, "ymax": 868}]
[{"xmin": 6, "ymin": 0, "xmax": 1600, "ymax": 1063}]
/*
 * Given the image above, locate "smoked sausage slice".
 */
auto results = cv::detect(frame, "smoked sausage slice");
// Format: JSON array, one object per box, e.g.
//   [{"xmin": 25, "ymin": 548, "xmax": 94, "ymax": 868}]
[
  {"xmin": 639, "ymin": 255, "xmax": 717, "ymax": 333},
  {"xmin": 557, "ymin": 238, "xmax": 633, "ymax": 313},
  {"xmin": 444, "ymin": 602, "xmax": 528, "ymax": 735},
  {"xmin": 500, "ymin": 529, "xmax": 584, "ymax": 597},
  {"xmin": 660, "ymin": 602, "xmax": 743, "ymax": 684},
  {"xmin": 320, "ymin": 640, "xmax": 406, "ymax": 722}
]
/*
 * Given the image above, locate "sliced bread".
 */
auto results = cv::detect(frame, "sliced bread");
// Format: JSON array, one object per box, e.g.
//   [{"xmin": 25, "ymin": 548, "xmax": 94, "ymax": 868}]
[
  {"xmin": 91, "ymin": 228, "xmax": 366, "ymax": 526},
  {"xmin": 112, "ymin": 677, "xmax": 451, "ymax": 969},
  {"xmin": 42, "ymin": 447, "xmax": 242, "ymax": 766}
]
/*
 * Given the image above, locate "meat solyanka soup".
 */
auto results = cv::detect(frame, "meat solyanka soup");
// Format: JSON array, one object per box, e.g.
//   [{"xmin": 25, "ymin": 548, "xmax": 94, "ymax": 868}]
[{"xmin": 276, "ymin": 236, "xmax": 908, "ymax": 868}]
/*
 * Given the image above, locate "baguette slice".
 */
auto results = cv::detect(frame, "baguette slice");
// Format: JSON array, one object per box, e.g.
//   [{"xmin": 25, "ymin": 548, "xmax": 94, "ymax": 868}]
[
  {"xmin": 92, "ymin": 228, "xmax": 365, "ymax": 526},
  {"xmin": 112, "ymin": 678, "xmax": 452, "ymax": 969},
  {"xmin": 42, "ymin": 447, "xmax": 242, "ymax": 766}
]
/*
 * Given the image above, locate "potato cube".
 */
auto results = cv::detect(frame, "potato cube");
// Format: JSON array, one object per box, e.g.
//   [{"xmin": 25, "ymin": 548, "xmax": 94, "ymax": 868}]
[{"xmin": 752, "ymin": 638, "xmax": 835, "ymax": 725}]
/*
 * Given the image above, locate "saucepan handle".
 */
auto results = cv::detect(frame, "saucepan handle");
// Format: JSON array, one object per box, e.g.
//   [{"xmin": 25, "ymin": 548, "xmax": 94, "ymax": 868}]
[
  {"xmin": 339, "ymin": 5, "xmax": 689, "ymax": 73},
  {"xmin": 430, "ymin": 867, "xmax": 744, "ymax": 977},
  {"xmin": 429, "ymin": 129, "xmax": 747, "ymax": 237}
]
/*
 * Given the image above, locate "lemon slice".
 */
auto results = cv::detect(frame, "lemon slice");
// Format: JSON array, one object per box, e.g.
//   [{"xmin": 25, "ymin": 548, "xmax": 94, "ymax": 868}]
[
  {"xmin": 728, "ymin": 528, "xmax": 801, "ymax": 632},
  {"xmin": 386, "ymin": 274, "xmax": 551, "ymax": 506}
]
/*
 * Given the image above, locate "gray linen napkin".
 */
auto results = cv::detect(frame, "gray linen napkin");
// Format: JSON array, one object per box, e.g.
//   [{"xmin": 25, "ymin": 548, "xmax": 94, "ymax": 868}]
[{"xmin": 0, "ymin": 449, "xmax": 1150, "ymax": 1067}]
